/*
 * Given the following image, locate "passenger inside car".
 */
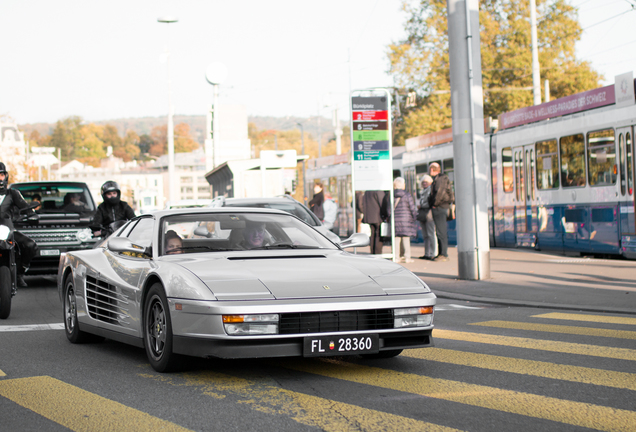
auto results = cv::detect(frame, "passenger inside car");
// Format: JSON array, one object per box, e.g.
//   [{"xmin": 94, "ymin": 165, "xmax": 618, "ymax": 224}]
[{"xmin": 230, "ymin": 221, "xmax": 270, "ymax": 250}]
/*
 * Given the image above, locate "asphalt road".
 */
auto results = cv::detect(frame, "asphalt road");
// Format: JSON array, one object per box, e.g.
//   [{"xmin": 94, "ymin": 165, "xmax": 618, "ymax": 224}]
[{"xmin": 1, "ymin": 257, "xmax": 635, "ymax": 432}]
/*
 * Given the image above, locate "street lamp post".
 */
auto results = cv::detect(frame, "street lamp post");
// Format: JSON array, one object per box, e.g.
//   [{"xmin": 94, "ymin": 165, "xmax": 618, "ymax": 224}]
[
  {"xmin": 157, "ymin": 16, "xmax": 178, "ymax": 203},
  {"xmin": 205, "ymin": 63, "xmax": 228, "ymax": 173},
  {"xmin": 296, "ymin": 122, "xmax": 306, "ymax": 204}
]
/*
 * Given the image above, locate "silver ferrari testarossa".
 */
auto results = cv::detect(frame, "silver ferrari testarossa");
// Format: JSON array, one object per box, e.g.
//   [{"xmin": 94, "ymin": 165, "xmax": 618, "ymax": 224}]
[{"xmin": 57, "ymin": 208, "xmax": 436, "ymax": 372}]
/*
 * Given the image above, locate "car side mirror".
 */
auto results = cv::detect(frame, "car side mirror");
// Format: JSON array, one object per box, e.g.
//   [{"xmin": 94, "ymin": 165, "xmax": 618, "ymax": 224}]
[
  {"xmin": 339, "ymin": 232, "xmax": 370, "ymax": 249},
  {"xmin": 108, "ymin": 236, "xmax": 147, "ymax": 254}
]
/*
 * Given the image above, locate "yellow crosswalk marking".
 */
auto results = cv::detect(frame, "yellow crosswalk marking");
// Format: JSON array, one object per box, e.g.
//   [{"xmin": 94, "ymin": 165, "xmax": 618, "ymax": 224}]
[
  {"xmin": 470, "ymin": 320, "xmax": 636, "ymax": 339},
  {"xmin": 434, "ymin": 329, "xmax": 636, "ymax": 360},
  {"xmin": 140, "ymin": 371, "xmax": 462, "ymax": 432},
  {"xmin": 0, "ymin": 376, "xmax": 192, "ymax": 432},
  {"xmin": 403, "ymin": 348, "xmax": 636, "ymax": 390},
  {"xmin": 0, "ymin": 369, "xmax": 5, "ymax": 377},
  {"xmin": 531, "ymin": 313, "xmax": 636, "ymax": 326},
  {"xmin": 279, "ymin": 359, "xmax": 636, "ymax": 432}
]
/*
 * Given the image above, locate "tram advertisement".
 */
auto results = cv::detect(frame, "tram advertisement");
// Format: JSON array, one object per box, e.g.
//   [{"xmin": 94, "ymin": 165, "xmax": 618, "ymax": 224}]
[{"xmin": 350, "ymin": 90, "xmax": 393, "ymax": 191}]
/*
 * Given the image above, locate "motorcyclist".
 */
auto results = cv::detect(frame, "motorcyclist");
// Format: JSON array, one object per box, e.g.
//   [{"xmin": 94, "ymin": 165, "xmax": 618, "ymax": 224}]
[
  {"xmin": 92, "ymin": 181, "xmax": 135, "ymax": 237},
  {"xmin": 0, "ymin": 162, "xmax": 38, "ymax": 287}
]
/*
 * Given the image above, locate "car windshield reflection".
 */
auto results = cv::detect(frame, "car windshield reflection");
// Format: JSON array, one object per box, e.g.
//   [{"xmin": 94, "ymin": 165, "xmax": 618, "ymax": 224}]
[{"xmin": 160, "ymin": 212, "xmax": 337, "ymax": 256}]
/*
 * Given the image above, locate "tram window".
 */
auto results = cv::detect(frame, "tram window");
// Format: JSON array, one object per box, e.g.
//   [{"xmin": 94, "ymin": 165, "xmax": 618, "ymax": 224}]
[
  {"xmin": 627, "ymin": 132, "xmax": 633, "ymax": 195},
  {"xmin": 560, "ymin": 133, "xmax": 586, "ymax": 188},
  {"xmin": 415, "ymin": 163, "xmax": 428, "ymax": 175},
  {"xmin": 587, "ymin": 128, "xmax": 616, "ymax": 187},
  {"xmin": 442, "ymin": 158, "xmax": 454, "ymax": 184},
  {"xmin": 536, "ymin": 139, "xmax": 559, "ymax": 189},
  {"xmin": 619, "ymin": 133, "xmax": 626, "ymax": 195},
  {"xmin": 502, "ymin": 147, "xmax": 513, "ymax": 193}
]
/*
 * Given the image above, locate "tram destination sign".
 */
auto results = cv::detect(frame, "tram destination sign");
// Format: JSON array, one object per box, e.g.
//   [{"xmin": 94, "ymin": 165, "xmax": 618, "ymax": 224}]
[{"xmin": 351, "ymin": 91, "xmax": 393, "ymax": 191}]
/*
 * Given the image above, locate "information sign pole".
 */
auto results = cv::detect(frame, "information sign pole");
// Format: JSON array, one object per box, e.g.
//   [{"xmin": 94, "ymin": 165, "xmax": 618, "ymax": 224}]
[{"xmin": 350, "ymin": 88, "xmax": 395, "ymax": 260}]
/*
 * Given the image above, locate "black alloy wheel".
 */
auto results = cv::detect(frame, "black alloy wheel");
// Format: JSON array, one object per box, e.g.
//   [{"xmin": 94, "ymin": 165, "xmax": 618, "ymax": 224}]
[
  {"xmin": 0, "ymin": 266, "xmax": 12, "ymax": 319},
  {"xmin": 144, "ymin": 283, "xmax": 178, "ymax": 372},
  {"xmin": 64, "ymin": 275, "xmax": 93, "ymax": 343}
]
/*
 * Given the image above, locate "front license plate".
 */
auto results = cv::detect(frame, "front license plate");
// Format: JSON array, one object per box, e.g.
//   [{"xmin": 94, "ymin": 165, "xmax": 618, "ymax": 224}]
[
  {"xmin": 303, "ymin": 334, "xmax": 379, "ymax": 357},
  {"xmin": 40, "ymin": 249, "xmax": 60, "ymax": 256}
]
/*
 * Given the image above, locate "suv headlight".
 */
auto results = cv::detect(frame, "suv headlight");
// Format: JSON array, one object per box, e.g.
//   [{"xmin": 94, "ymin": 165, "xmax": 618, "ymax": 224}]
[
  {"xmin": 394, "ymin": 306, "xmax": 434, "ymax": 328},
  {"xmin": 77, "ymin": 228, "xmax": 92, "ymax": 242}
]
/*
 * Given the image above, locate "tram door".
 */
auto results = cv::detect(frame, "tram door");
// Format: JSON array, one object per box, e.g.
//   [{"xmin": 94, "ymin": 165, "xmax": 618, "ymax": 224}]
[
  {"xmin": 617, "ymin": 127, "xmax": 635, "ymax": 235},
  {"xmin": 513, "ymin": 145, "xmax": 538, "ymax": 247}
]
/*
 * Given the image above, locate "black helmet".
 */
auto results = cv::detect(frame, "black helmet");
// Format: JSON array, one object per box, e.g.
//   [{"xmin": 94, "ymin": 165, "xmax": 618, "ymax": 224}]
[
  {"xmin": 101, "ymin": 180, "xmax": 121, "ymax": 205},
  {"xmin": 0, "ymin": 162, "xmax": 8, "ymax": 193}
]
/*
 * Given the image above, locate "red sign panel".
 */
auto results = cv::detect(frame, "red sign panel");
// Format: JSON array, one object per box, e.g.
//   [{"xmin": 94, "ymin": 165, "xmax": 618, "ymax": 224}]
[
  {"xmin": 499, "ymin": 85, "xmax": 615, "ymax": 130},
  {"xmin": 352, "ymin": 110, "xmax": 388, "ymax": 121}
]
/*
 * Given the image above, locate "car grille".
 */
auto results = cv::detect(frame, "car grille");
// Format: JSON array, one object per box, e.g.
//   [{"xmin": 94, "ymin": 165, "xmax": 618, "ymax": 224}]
[
  {"xmin": 279, "ymin": 309, "xmax": 393, "ymax": 334},
  {"xmin": 85, "ymin": 276, "xmax": 130, "ymax": 326},
  {"xmin": 20, "ymin": 229, "xmax": 81, "ymax": 245}
]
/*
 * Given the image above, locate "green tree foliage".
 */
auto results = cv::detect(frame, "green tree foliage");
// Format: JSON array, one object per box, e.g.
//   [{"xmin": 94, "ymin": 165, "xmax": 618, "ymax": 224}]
[
  {"xmin": 138, "ymin": 134, "xmax": 154, "ymax": 155},
  {"xmin": 49, "ymin": 116, "xmax": 83, "ymax": 161},
  {"xmin": 388, "ymin": 0, "xmax": 602, "ymax": 144},
  {"xmin": 114, "ymin": 130, "xmax": 142, "ymax": 162},
  {"xmin": 75, "ymin": 123, "xmax": 107, "ymax": 167}
]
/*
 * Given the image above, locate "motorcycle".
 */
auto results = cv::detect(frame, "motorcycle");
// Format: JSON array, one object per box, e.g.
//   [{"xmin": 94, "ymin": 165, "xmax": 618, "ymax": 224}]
[{"xmin": 0, "ymin": 202, "xmax": 39, "ymax": 319}]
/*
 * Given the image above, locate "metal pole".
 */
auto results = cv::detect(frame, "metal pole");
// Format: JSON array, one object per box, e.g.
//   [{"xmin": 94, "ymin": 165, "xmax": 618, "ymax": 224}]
[
  {"xmin": 530, "ymin": 0, "xmax": 541, "ymax": 105},
  {"xmin": 447, "ymin": 0, "xmax": 490, "ymax": 280},
  {"xmin": 158, "ymin": 17, "xmax": 178, "ymax": 203},
  {"xmin": 213, "ymin": 83, "xmax": 219, "ymax": 168},
  {"xmin": 297, "ymin": 122, "xmax": 306, "ymax": 205}
]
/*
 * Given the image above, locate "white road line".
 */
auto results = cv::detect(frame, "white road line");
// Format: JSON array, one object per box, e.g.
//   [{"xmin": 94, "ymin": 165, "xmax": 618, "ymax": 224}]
[
  {"xmin": 436, "ymin": 304, "xmax": 484, "ymax": 311},
  {"xmin": 0, "ymin": 323, "xmax": 64, "ymax": 332}
]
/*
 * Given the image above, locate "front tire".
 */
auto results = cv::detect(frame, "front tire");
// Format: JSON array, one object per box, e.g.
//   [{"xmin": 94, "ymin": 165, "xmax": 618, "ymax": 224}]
[
  {"xmin": 63, "ymin": 275, "xmax": 93, "ymax": 343},
  {"xmin": 144, "ymin": 283, "xmax": 178, "ymax": 372},
  {"xmin": 0, "ymin": 266, "xmax": 12, "ymax": 319}
]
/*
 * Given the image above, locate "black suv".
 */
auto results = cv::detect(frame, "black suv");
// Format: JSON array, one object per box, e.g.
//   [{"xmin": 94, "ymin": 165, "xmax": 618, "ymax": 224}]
[
  {"xmin": 209, "ymin": 196, "xmax": 341, "ymax": 243},
  {"xmin": 10, "ymin": 181, "xmax": 100, "ymax": 274}
]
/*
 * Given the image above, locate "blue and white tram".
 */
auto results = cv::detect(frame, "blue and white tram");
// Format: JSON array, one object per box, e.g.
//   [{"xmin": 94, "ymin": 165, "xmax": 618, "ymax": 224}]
[{"xmin": 492, "ymin": 78, "xmax": 636, "ymax": 258}]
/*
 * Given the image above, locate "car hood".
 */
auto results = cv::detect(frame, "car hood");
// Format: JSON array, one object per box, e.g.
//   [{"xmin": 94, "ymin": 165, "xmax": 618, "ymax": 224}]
[{"xmin": 171, "ymin": 250, "xmax": 428, "ymax": 300}]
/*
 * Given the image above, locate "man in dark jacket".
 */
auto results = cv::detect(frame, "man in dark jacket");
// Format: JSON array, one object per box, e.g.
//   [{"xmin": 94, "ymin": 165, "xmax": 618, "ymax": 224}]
[
  {"xmin": 92, "ymin": 181, "xmax": 135, "ymax": 236},
  {"xmin": 0, "ymin": 162, "xmax": 38, "ymax": 287},
  {"xmin": 362, "ymin": 190, "xmax": 386, "ymax": 255},
  {"xmin": 428, "ymin": 162, "xmax": 454, "ymax": 261}
]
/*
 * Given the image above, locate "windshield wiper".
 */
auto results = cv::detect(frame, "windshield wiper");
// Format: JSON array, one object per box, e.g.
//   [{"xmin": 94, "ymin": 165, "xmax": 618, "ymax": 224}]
[{"xmin": 252, "ymin": 243, "xmax": 317, "ymax": 250}]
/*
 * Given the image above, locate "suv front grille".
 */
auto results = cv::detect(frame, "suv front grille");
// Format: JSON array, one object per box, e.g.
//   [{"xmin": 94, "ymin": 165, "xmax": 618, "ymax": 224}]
[
  {"xmin": 85, "ymin": 276, "xmax": 130, "ymax": 326},
  {"xmin": 20, "ymin": 229, "xmax": 81, "ymax": 245},
  {"xmin": 279, "ymin": 309, "xmax": 393, "ymax": 334}
]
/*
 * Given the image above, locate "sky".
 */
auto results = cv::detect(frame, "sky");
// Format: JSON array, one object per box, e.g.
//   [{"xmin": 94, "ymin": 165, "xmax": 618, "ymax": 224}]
[{"xmin": 1, "ymin": 0, "xmax": 635, "ymax": 127}]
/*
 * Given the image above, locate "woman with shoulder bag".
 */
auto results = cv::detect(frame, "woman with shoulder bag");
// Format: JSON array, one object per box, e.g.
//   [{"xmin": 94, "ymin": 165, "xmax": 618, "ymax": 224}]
[{"xmin": 390, "ymin": 177, "xmax": 418, "ymax": 263}]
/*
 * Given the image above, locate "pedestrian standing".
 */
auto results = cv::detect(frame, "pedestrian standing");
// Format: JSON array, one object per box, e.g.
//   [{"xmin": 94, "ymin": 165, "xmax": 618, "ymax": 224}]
[
  {"xmin": 322, "ymin": 191, "xmax": 338, "ymax": 231},
  {"xmin": 362, "ymin": 190, "xmax": 385, "ymax": 255},
  {"xmin": 428, "ymin": 163, "xmax": 454, "ymax": 261},
  {"xmin": 308, "ymin": 183, "xmax": 324, "ymax": 221},
  {"xmin": 386, "ymin": 177, "xmax": 417, "ymax": 263},
  {"xmin": 355, "ymin": 190, "xmax": 364, "ymax": 234},
  {"xmin": 417, "ymin": 175, "xmax": 436, "ymax": 260}
]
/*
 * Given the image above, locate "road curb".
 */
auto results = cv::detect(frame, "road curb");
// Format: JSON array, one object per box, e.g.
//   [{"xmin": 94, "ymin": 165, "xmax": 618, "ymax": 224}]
[{"xmin": 434, "ymin": 290, "xmax": 636, "ymax": 316}]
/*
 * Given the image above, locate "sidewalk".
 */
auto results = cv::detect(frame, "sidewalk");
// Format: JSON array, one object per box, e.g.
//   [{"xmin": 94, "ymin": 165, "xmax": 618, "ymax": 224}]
[{"xmin": 358, "ymin": 244, "xmax": 636, "ymax": 315}]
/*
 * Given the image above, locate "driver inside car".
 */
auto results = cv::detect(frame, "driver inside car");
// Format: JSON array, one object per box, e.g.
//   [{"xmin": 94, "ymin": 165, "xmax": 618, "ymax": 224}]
[
  {"xmin": 164, "ymin": 230, "xmax": 184, "ymax": 255},
  {"xmin": 232, "ymin": 221, "xmax": 270, "ymax": 250}
]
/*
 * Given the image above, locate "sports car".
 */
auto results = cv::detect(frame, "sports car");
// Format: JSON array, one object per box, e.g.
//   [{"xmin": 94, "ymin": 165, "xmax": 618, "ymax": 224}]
[{"xmin": 57, "ymin": 208, "xmax": 436, "ymax": 372}]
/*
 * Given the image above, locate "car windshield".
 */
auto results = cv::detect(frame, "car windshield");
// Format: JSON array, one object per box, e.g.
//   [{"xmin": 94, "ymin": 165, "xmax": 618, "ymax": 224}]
[
  {"xmin": 160, "ymin": 212, "xmax": 336, "ymax": 256},
  {"xmin": 12, "ymin": 183, "xmax": 95, "ymax": 214},
  {"xmin": 224, "ymin": 201, "xmax": 319, "ymax": 226}
]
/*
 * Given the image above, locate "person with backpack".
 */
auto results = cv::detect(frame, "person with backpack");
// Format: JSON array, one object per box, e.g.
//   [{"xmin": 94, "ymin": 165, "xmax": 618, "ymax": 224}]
[{"xmin": 428, "ymin": 162, "xmax": 454, "ymax": 262}]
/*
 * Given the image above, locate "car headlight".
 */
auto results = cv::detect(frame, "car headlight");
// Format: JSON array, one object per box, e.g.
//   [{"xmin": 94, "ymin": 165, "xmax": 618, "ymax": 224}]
[
  {"xmin": 0, "ymin": 225, "xmax": 10, "ymax": 241},
  {"xmin": 393, "ymin": 306, "xmax": 434, "ymax": 328},
  {"xmin": 223, "ymin": 314, "xmax": 279, "ymax": 335},
  {"xmin": 77, "ymin": 228, "xmax": 92, "ymax": 242}
]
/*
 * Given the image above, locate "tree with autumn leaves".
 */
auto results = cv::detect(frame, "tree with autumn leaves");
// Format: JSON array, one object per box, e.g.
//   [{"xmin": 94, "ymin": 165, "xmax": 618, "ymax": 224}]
[
  {"xmin": 37, "ymin": 117, "xmax": 200, "ymax": 166},
  {"xmin": 388, "ymin": 0, "xmax": 602, "ymax": 145}
]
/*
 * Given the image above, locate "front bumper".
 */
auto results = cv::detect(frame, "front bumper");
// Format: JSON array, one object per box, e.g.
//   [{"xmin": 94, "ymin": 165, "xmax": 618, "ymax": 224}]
[{"xmin": 173, "ymin": 328, "xmax": 434, "ymax": 359}]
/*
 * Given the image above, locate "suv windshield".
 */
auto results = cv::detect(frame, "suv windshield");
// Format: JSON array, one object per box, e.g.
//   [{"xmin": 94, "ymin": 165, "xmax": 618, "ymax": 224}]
[
  {"xmin": 160, "ymin": 212, "xmax": 336, "ymax": 256},
  {"xmin": 12, "ymin": 183, "xmax": 96, "ymax": 214}
]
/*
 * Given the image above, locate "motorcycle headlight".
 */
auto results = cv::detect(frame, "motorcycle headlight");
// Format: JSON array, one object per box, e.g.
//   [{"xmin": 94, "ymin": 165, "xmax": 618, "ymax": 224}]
[
  {"xmin": 77, "ymin": 228, "xmax": 92, "ymax": 242},
  {"xmin": 0, "ymin": 225, "xmax": 10, "ymax": 241}
]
